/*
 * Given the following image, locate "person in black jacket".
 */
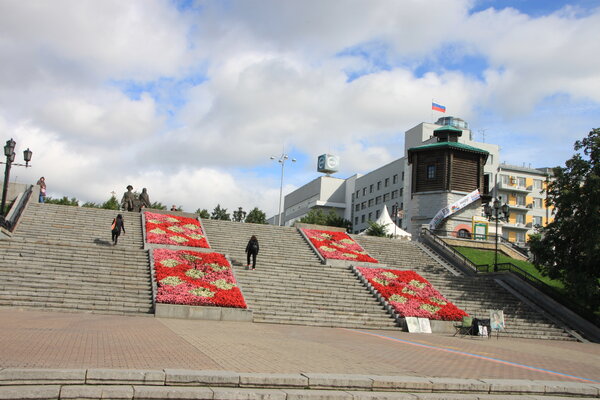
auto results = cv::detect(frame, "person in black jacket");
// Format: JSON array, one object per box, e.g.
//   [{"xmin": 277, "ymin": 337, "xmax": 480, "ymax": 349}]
[
  {"xmin": 111, "ymin": 214, "xmax": 126, "ymax": 245},
  {"xmin": 245, "ymin": 235, "xmax": 259, "ymax": 270}
]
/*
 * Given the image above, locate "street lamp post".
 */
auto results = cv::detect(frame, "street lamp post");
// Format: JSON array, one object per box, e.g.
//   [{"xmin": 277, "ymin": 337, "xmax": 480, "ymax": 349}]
[
  {"xmin": 270, "ymin": 153, "xmax": 296, "ymax": 226},
  {"xmin": 0, "ymin": 139, "xmax": 33, "ymax": 225},
  {"xmin": 483, "ymin": 197, "xmax": 510, "ymax": 272},
  {"xmin": 233, "ymin": 207, "xmax": 247, "ymax": 223}
]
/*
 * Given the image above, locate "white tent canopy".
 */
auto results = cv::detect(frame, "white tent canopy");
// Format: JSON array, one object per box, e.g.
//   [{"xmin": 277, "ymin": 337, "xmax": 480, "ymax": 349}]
[{"xmin": 359, "ymin": 204, "xmax": 411, "ymax": 239}]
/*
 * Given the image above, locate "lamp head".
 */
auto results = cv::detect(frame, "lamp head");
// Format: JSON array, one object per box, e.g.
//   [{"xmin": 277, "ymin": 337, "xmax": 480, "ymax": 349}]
[
  {"xmin": 23, "ymin": 148, "xmax": 32, "ymax": 166},
  {"xmin": 4, "ymin": 138, "xmax": 15, "ymax": 157}
]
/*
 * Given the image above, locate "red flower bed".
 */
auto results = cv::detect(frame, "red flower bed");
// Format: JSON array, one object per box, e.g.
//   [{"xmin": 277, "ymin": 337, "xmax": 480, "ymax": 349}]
[
  {"xmin": 357, "ymin": 267, "xmax": 467, "ymax": 321},
  {"xmin": 302, "ymin": 228, "xmax": 378, "ymax": 263},
  {"xmin": 145, "ymin": 211, "xmax": 209, "ymax": 248},
  {"xmin": 153, "ymin": 248, "xmax": 246, "ymax": 308}
]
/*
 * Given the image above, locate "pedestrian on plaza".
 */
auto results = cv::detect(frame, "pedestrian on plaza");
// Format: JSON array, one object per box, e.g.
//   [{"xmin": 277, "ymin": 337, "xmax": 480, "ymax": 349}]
[
  {"xmin": 111, "ymin": 214, "xmax": 126, "ymax": 245},
  {"xmin": 36, "ymin": 177, "xmax": 46, "ymax": 203},
  {"xmin": 245, "ymin": 235, "xmax": 259, "ymax": 270}
]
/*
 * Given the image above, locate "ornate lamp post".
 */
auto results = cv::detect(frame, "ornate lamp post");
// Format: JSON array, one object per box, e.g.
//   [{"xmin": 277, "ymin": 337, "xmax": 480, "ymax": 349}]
[
  {"xmin": 270, "ymin": 153, "xmax": 296, "ymax": 226},
  {"xmin": 483, "ymin": 197, "xmax": 510, "ymax": 272},
  {"xmin": 232, "ymin": 207, "xmax": 247, "ymax": 223},
  {"xmin": 1, "ymin": 139, "xmax": 32, "ymax": 225}
]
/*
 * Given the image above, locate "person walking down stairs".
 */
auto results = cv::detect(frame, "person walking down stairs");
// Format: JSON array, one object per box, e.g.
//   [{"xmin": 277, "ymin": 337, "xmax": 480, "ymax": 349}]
[
  {"xmin": 36, "ymin": 177, "xmax": 46, "ymax": 203},
  {"xmin": 111, "ymin": 214, "xmax": 126, "ymax": 245},
  {"xmin": 245, "ymin": 235, "xmax": 259, "ymax": 270}
]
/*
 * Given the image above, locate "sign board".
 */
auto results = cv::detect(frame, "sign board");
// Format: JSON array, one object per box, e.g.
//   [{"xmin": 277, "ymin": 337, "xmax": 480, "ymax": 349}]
[
  {"xmin": 490, "ymin": 310, "xmax": 505, "ymax": 331},
  {"xmin": 317, "ymin": 154, "xmax": 339, "ymax": 174},
  {"xmin": 406, "ymin": 317, "xmax": 432, "ymax": 333},
  {"xmin": 429, "ymin": 189, "xmax": 481, "ymax": 230}
]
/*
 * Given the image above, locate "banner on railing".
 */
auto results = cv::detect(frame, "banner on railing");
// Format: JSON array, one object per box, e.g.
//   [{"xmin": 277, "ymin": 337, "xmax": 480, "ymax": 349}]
[{"xmin": 429, "ymin": 189, "xmax": 481, "ymax": 230}]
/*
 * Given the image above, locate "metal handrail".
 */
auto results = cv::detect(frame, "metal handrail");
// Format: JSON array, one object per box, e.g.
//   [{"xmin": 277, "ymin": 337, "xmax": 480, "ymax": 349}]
[
  {"xmin": 420, "ymin": 228, "xmax": 487, "ymax": 274},
  {"xmin": 475, "ymin": 262, "xmax": 597, "ymax": 325},
  {"xmin": 431, "ymin": 228, "xmax": 529, "ymax": 258}
]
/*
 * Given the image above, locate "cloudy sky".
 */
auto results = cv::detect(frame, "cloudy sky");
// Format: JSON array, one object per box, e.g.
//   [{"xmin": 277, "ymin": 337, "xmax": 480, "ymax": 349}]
[{"xmin": 1, "ymin": 0, "xmax": 599, "ymax": 216}]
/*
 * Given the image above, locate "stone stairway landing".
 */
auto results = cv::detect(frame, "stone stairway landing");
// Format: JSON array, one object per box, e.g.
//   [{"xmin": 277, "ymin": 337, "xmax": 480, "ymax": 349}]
[
  {"xmin": 1, "ymin": 202, "xmax": 153, "ymax": 316},
  {"xmin": 353, "ymin": 235, "xmax": 575, "ymax": 341},
  {"xmin": 201, "ymin": 219, "xmax": 399, "ymax": 330}
]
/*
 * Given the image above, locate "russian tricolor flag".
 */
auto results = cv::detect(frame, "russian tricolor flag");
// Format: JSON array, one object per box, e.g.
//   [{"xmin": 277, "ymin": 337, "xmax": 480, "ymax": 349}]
[{"xmin": 432, "ymin": 102, "xmax": 446, "ymax": 113}]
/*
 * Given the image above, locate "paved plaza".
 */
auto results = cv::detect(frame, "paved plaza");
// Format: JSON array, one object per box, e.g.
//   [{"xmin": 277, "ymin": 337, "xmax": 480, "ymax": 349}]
[{"xmin": 0, "ymin": 308, "xmax": 598, "ymax": 385}]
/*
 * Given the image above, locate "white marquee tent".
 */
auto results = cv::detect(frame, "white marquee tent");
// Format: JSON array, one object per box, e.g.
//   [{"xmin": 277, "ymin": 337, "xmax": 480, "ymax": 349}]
[{"xmin": 359, "ymin": 204, "xmax": 411, "ymax": 239}]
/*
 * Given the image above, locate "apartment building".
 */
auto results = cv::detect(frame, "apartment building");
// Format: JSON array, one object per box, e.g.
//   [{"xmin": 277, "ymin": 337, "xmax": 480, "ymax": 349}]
[{"xmin": 496, "ymin": 164, "xmax": 553, "ymax": 244}]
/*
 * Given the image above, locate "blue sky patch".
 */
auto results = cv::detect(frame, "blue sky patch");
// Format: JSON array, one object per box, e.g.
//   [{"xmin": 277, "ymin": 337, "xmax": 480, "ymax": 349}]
[
  {"xmin": 337, "ymin": 40, "xmax": 392, "ymax": 82},
  {"xmin": 469, "ymin": 0, "xmax": 598, "ymax": 17}
]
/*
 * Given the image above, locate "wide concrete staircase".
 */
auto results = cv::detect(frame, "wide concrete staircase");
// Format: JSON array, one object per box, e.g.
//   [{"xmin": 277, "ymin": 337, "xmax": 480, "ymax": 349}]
[
  {"xmin": 0, "ymin": 202, "xmax": 153, "ymax": 315},
  {"xmin": 353, "ymin": 235, "xmax": 575, "ymax": 340},
  {"xmin": 201, "ymin": 219, "xmax": 398, "ymax": 330}
]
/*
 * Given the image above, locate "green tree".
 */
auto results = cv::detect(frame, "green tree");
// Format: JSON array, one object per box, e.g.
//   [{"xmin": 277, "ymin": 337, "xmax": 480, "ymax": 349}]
[
  {"xmin": 529, "ymin": 128, "xmax": 600, "ymax": 312},
  {"xmin": 101, "ymin": 195, "xmax": 120, "ymax": 210},
  {"xmin": 81, "ymin": 201, "xmax": 100, "ymax": 208},
  {"xmin": 298, "ymin": 209, "xmax": 352, "ymax": 231},
  {"xmin": 195, "ymin": 208, "xmax": 210, "ymax": 219},
  {"xmin": 211, "ymin": 204, "xmax": 230, "ymax": 220},
  {"xmin": 365, "ymin": 220, "xmax": 388, "ymax": 237},
  {"xmin": 45, "ymin": 196, "xmax": 79, "ymax": 206},
  {"xmin": 245, "ymin": 207, "xmax": 267, "ymax": 224},
  {"xmin": 150, "ymin": 201, "xmax": 167, "ymax": 210}
]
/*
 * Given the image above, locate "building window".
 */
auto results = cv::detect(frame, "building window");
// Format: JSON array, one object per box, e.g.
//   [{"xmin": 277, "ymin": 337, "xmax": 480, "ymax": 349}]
[
  {"xmin": 518, "ymin": 177, "xmax": 526, "ymax": 187},
  {"xmin": 351, "ymin": 193, "xmax": 354, "ymax": 201},
  {"xmin": 533, "ymin": 179, "xmax": 543, "ymax": 190},
  {"xmin": 391, "ymin": 190, "xmax": 398, "ymax": 199},
  {"xmin": 517, "ymin": 194, "xmax": 526, "ymax": 206},
  {"xmin": 393, "ymin": 174, "xmax": 398, "ymax": 184},
  {"xmin": 368, "ymin": 199, "xmax": 374, "ymax": 207},
  {"xmin": 375, "ymin": 196, "xmax": 381, "ymax": 205},
  {"xmin": 516, "ymin": 214, "xmax": 525, "ymax": 224},
  {"xmin": 501, "ymin": 175, "xmax": 509, "ymax": 184},
  {"xmin": 399, "ymin": 188, "xmax": 403, "ymax": 196},
  {"xmin": 385, "ymin": 178, "xmax": 389, "ymax": 187},
  {"xmin": 457, "ymin": 229, "xmax": 471, "ymax": 238},
  {"xmin": 361, "ymin": 215, "xmax": 365, "ymax": 223},
  {"xmin": 377, "ymin": 181, "xmax": 381, "ymax": 190},
  {"xmin": 533, "ymin": 198, "xmax": 543, "ymax": 208},
  {"xmin": 368, "ymin": 212, "xmax": 372, "ymax": 220},
  {"xmin": 400, "ymin": 202, "xmax": 403, "ymax": 209},
  {"xmin": 376, "ymin": 210, "xmax": 380, "ymax": 218},
  {"xmin": 361, "ymin": 202, "xmax": 366, "ymax": 210},
  {"xmin": 355, "ymin": 204, "xmax": 360, "ymax": 211},
  {"xmin": 427, "ymin": 165, "xmax": 436, "ymax": 179},
  {"xmin": 369, "ymin": 184, "xmax": 373, "ymax": 193},
  {"xmin": 533, "ymin": 216, "xmax": 543, "ymax": 226},
  {"xmin": 362, "ymin": 188, "xmax": 366, "ymax": 196},
  {"xmin": 516, "ymin": 231, "xmax": 525, "ymax": 242},
  {"xmin": 356, "ymin": 190, "xmax": 360, "ymax": 198},
  {"xmin": 355, "ymin": 217, "xmax": 359, "ymax": 225},
  {"xmin": 383, "ymin": 193, "xmax": 389, "ymax": 202}
]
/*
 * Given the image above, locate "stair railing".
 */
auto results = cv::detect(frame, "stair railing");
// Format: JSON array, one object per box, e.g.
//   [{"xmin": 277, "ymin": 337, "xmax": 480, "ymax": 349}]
[
  {"xmin": 476, "ymin": 262, "xmax": 597, "ymax": 326},
  {"xmin": 419, "ymin": 228, "xmax": 486, "ymax": 274},
  {"xmin": 498, "ymin": 236, "xmax": 530, "ymax": 258},
  {"xmin": 2, "ymin": 184, "xmax": 33, "ymax": 232}
]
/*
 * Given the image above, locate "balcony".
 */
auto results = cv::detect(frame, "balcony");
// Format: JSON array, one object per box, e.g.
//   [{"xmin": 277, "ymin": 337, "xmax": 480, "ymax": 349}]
[
  {"xmin": 497, "ymin": 181, "xmax": 530, "ymax": 193},
  {"xmin": 508, "ymin": 203, "xmax": 529, "ymax": 211},
  {"xmin": 503, "ymin": 222, "xmax": 530, "ymax": 230}
]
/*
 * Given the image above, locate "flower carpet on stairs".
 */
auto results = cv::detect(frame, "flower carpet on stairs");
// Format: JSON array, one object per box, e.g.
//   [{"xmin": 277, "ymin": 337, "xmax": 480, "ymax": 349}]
[
  {"xmin": 357, "ymin": 267, "xmax": 468, "ymax": 321},
  {"xmin": 153, "ymin": 248, "xmax": 247, "ymax": 308},
  {"xmin": 302, "ymin": 228, "xmax": 379, "ymax": 263},
  {"xmin": 145, "ymin": 211, "xmax": 209, "ymax": 248}
]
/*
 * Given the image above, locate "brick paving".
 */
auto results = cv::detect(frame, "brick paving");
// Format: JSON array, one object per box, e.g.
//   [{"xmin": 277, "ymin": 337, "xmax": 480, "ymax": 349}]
[{"xmin": 0, "ymin": 308, "xmax": 598, "ymax": 384}]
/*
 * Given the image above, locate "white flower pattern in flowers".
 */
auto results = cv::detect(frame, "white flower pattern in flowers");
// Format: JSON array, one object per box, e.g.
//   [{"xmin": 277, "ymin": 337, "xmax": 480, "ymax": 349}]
[
  {"xmin": 160, "ymin": 259, "xmax": 180, "ymax": 268},
  {"xmin": 189, "ymin": 287, "xmax": 215, "ymax": 298}
]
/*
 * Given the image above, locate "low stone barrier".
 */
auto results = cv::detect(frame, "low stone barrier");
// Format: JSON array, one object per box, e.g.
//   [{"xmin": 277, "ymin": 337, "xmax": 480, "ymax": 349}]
[
  {"xmin": 0, "ymin": 368, "xmax": 597, "ymax": 399},
  {"xmin": 155, "ymin": 303, "xmax": 253, "ymax": 322}
]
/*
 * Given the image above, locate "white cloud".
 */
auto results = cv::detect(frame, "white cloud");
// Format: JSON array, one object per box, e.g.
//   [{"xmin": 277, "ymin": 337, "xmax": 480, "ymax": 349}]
[{"xmin": 0, "ymin": 0, "xmax": 599, "ymax": 218}]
